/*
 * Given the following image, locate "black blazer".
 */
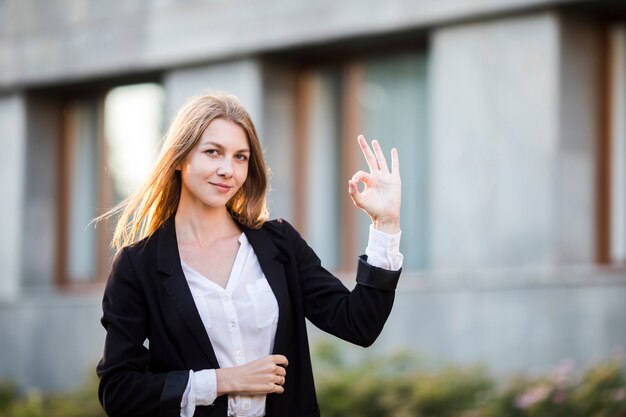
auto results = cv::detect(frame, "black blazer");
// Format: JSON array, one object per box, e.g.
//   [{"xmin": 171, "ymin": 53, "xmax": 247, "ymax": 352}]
[{"xmin": 97, "ymin": 217, "xmax": 401, "ymax": 417}]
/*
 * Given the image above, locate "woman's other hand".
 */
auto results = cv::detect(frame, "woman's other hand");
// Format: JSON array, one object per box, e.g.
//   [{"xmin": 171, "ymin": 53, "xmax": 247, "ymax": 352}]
[
  {"xmin": 348, "ymin": 135, "xmax": 401, "ymax": 234},
  {"xmin": 216, "ymin": 354, "xmax": 288, "ymax": 396}
]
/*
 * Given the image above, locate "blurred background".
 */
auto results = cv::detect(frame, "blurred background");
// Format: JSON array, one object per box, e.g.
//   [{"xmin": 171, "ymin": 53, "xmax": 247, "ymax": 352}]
[{"xmin": 1, "ymin": 0, "xmax": 626, "ymax": 412}]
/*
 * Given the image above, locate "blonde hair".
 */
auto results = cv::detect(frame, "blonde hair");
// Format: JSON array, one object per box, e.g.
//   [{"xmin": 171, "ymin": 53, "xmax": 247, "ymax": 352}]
[{"xmin": 98, "ymin": 92, "xmax": 269, "ymax": 250}]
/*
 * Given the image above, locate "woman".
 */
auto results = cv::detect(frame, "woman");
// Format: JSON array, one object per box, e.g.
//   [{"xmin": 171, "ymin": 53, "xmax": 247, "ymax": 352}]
[{"xmin": 96, "ymin": 92, "xmax": 403, "ymax": 417}]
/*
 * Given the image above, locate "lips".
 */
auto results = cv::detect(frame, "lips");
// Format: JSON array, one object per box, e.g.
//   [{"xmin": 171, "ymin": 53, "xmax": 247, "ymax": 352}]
[{"xmin": 209, "ymin": 182, "xmax": 233, "ymax": 193}]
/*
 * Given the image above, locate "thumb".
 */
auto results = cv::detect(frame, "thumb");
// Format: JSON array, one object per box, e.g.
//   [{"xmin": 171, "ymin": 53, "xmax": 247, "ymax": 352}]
[{"xmin": 348, "ymin": 178, "xmax": 364, "ymax": 208}]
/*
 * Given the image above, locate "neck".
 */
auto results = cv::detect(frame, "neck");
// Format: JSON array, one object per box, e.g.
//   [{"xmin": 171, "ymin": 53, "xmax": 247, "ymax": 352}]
[{"xmin": 175, "ymin": 200, "xmax": 240, "ymax": 246}]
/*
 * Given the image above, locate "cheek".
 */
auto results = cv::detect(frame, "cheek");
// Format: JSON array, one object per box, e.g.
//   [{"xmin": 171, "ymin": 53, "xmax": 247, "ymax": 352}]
[
  {"xmin": 180, "ymin": 159, "xmax": 196, "ymax": 176},
  {"xmin": 236, "ymin": 164, "xmax": 249, "ymax": 184},
  {"xmin": 179, "ymin": 164, "xmax": 190, "ymax": 183},
  {"xmin": 180, "ymin": 165, "xmax": 196, "ymax": 186}
]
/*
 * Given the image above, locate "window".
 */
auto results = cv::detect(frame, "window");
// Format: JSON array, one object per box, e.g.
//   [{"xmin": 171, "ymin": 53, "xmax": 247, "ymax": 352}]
[
  {"xmin": 294, "ymin": 51, "xmax": 428, "ymax": 271},
  {"xmin": 608, "ymin": 24, "xmax": 626, "ymax": 265},
  {"xmin": 63, "ymin": 97, "xmax": 101, "ymax": 282},
  {"xmin": 56, "ymin": 83, "xmax": 164, "ymax": 286},
  {"xmin": 359, "ymin": 53, "xmax": 429, "ymax": 270},
  {"xmin": 298, "ymin": 69, "xmax": 343, "ymax": 268}
]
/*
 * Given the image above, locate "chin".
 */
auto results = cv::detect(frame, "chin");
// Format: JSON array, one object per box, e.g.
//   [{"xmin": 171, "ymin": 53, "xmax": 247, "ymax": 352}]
[{"xmin": 203, "ymin": 195, "xmax": 234, "ymax": 209}]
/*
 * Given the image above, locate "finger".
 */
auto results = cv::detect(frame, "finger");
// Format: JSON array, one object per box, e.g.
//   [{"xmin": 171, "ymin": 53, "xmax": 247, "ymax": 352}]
[
  {"xmin": 351, "ymin": 170, "xmax": 372, "ymax": 186},
  {"xmin": 391, "ymin": 147, "xmax": 400, "ymax": 176},
  {"xmin": 348, "ymin": 171, "xmax": 370, "ymax": 204},
  {"xmin": 348, "ymin": 180, "xmax": 364, "ymax": 208},
  {"xmin": 371, "ymin": 140, "xmax": 389, "ymax": 172},
  {"xmin": 275, "ymin": 366, "xmax": 287, "ymax": 377},
  {"xmin": 358, "ymin": 134, "xmax": 379, "ymax": 172},
  {"xmin": 272, "ymin": 355, "xmax": 289, "ymax": 367}
]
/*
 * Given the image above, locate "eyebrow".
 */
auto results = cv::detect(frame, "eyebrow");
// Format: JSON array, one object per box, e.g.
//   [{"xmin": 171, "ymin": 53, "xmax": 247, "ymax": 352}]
[{"xmin": 202, "ymin": 141, "xmax": 250, "ymax": 153}]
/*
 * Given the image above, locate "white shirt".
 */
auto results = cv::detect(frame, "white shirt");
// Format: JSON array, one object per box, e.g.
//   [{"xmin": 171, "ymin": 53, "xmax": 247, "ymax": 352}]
[{"xmin": 180, "ymin": 226, "xmax": 403, "ymax": 417}]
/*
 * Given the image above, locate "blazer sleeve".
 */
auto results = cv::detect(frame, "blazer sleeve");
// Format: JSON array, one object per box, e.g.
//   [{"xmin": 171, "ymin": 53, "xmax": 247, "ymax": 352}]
[
  {"xmin": 281, "ymin": 220, "xmax": 401, "ymax": 347},
  {"xmin": 96, "ymin": 248, "xmax": 189, "ymax": 417}
]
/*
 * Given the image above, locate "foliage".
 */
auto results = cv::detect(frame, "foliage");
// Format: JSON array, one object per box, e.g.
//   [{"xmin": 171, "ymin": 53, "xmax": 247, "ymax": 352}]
[
  {"xmin": 0, "ymin": 382, "xmax": 18, "ymax": 413},
  {"xmin": 0, "ymin": 372, "xmax": 105, "ymax": 417},
  {"xmin": 313, "ymin": 342, "xmax": 492, "ymax": 417},
  {"xmin": 482, "ymin": 358, "xmax": 626, "ymax": 417},
  {"xmin": 0, "ymin": 346, "xmax": 625, "ymax": 416},
  {"xmin": 312, "ymin": 342, "xmax": 626, "ymax": 417}
]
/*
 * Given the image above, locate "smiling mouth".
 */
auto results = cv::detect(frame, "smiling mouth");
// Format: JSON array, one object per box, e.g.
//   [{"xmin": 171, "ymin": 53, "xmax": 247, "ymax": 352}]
[{"xmin": 209, "ymin": 182, "xmax": 233, "ymax": 192}]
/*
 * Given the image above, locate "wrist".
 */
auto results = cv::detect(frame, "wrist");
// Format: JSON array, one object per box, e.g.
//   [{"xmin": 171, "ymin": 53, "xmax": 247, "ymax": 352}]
[
  {"xmin": 215, "ymin": 368, "xmax": 237, "ymax": 396},
  {"xmin": 372, "ymin": 217, "xmax": 400, "ymax": 234}
]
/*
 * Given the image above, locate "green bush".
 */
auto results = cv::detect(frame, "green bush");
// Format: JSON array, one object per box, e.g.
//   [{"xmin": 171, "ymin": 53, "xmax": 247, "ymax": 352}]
[
  {"xmin": 0, "ymin": 372, "xmax": 105, "ymax": 417},
  {"xmin": 0, "ymin": 347, "xmax": 625, "ymax": 417},
  {"xmin": 312, "ymin": 342, "xmax": 626, "ymax": 417},
  {"xmin": 0, "ymin": 381, "xmax": 18, "ymax": 413},
  {"xmin": 313, "ymin": 343, "xmax": 492, "ymax": 417},
  {"xmin": 483, "ymin": 358, "xmax": 626, "ymax": 417}
]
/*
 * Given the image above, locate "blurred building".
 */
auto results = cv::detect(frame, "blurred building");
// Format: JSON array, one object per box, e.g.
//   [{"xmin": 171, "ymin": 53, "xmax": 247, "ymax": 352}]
[{"xmin": 1, "ymin": 0, "xmax": 626, "ymax": 391}]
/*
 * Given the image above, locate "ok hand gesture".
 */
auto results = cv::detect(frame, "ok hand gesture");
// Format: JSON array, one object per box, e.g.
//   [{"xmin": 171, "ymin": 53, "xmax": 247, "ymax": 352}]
[{"xmin": 348, "ymin": 135, "xmax": 401, "ymax": 234}]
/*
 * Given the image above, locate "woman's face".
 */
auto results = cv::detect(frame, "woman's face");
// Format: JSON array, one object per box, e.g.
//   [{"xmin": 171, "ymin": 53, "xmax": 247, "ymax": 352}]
[{"xmin": 179, "ymin": 118, "xmax": 250, "ymax": 211}]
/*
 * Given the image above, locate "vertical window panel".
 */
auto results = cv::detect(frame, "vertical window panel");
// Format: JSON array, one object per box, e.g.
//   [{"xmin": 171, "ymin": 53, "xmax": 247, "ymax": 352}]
[
  {"xmin": 59, "ymin": 82, "xmax": 164, "ymax": 286},
  {"xmin": 610, "ymin": 26, "xmax": 626, "ymax": 264},
  {"xmin": 304, "ymin": 70, "xmax": 342, "ymax": 269},
  {"xmin": 104, "ymin": 83, "xmax": 165, "ymax": 201},
  {"xmin": 66, "ymin": 98, "xmax": 100, "ymax": 281},
  {"xmin": 359, "ymin": 52, "xmax": 429, "ymax": 270}
]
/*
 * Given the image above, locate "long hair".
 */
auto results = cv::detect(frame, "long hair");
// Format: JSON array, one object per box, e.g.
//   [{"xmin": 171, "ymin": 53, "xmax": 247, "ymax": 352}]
[{"xmin": 97, "ymin": 92, "xmax": 269, "ymax": 250}]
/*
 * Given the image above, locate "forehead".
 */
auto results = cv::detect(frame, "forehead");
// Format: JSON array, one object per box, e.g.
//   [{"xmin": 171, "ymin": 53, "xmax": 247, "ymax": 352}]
[{"xmin": 199, "ymin": 118, "xmax": 249, "ymax": 149}]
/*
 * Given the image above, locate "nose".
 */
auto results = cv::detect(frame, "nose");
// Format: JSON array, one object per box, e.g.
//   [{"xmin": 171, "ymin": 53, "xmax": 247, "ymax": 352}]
[{"xmin": 217, "ymin": 159, "xmax": 233, "ymax": 178}]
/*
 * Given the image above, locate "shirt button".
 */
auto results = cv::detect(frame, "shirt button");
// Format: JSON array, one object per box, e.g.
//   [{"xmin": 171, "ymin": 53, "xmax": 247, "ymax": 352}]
[
  {"xmin": 236, "ymin": 349, "xmax": 242, "ymax": 356},
  {"xmin": 230, "ymin": 321, "xmax": 237, "ymax": 328},
  {"xmin": 243, "ymin": 403, "xmax": 250, "ymax": 410}
]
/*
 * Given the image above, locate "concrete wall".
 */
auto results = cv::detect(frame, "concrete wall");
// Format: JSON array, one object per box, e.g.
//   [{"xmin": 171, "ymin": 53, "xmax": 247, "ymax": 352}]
[
  {"xmin": 0, "ymin": 294, "xmax": 104, "ymax": 391},
  {"xmin": 429, "ymin": 13, "xmax": 561, "ymax": 269},
  {"xmin": 0, "ymin": 94, "xmax": 26, "ymax": 301},
  {"xmin": 311, "ymin": 268, "xmax": 626, "ymax": 375},
  {"xmin": 428, "ymin": 12, "xmax": 600, "ymax": 268},
  {"xmin": 0, "ymin": 0, "xmax": 573, "ymax": 89},
  {"xmin": 163, "ymin": 59, "xmax": 264, "ymax": 128}
]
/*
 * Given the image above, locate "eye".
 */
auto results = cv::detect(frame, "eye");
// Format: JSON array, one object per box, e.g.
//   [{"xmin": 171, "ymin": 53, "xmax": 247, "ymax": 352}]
[
  {"xmin": 205, "ymin": 149, "xmax": 219, "ymax": 156},
  {"xmin": 235, "ymin": 154, "xmax": 249, "ymax": 161}
]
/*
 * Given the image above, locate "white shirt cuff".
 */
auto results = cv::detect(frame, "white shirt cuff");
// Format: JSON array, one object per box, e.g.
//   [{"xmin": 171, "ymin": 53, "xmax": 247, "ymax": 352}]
[
  {"xmin": 365, "ymin": 225, "xmax": 403, "ymax": 271},
  {"xmin": 180, "ymin": 369, "xmax": 217, "ymax": 417}
]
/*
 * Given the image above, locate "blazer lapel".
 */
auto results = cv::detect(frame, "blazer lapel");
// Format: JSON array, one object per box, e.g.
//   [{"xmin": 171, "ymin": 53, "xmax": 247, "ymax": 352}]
[
  {"xmin": 157, "ymin": 217, "xmax": 220, "ymax": 369},
  {"xmin": 243, "ymin": 226, "xmax": 293, "ymax": 357}
]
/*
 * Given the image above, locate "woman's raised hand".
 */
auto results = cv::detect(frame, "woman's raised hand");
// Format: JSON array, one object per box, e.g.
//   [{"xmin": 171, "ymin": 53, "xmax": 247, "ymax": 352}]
[
  {"xmin": 348, "ymin": 135, "xmax": 401, "ymax": 234},
  {"xmin": 216, "ymin": 354, "xmax": 288, "ymax": 396}
]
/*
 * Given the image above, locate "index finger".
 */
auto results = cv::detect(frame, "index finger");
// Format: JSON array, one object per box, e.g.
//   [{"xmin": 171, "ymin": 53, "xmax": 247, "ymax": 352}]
[
  {"xmin": 272, "ymin": 355, "xmax": 289, "ymax": 367},
  {"xmin": 372, "ymin": 140, "xmax": 389, "ymax": 172},
  {"xmin": 358, "ymin": 135, "xmax": 379, "ymax": 172}
]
